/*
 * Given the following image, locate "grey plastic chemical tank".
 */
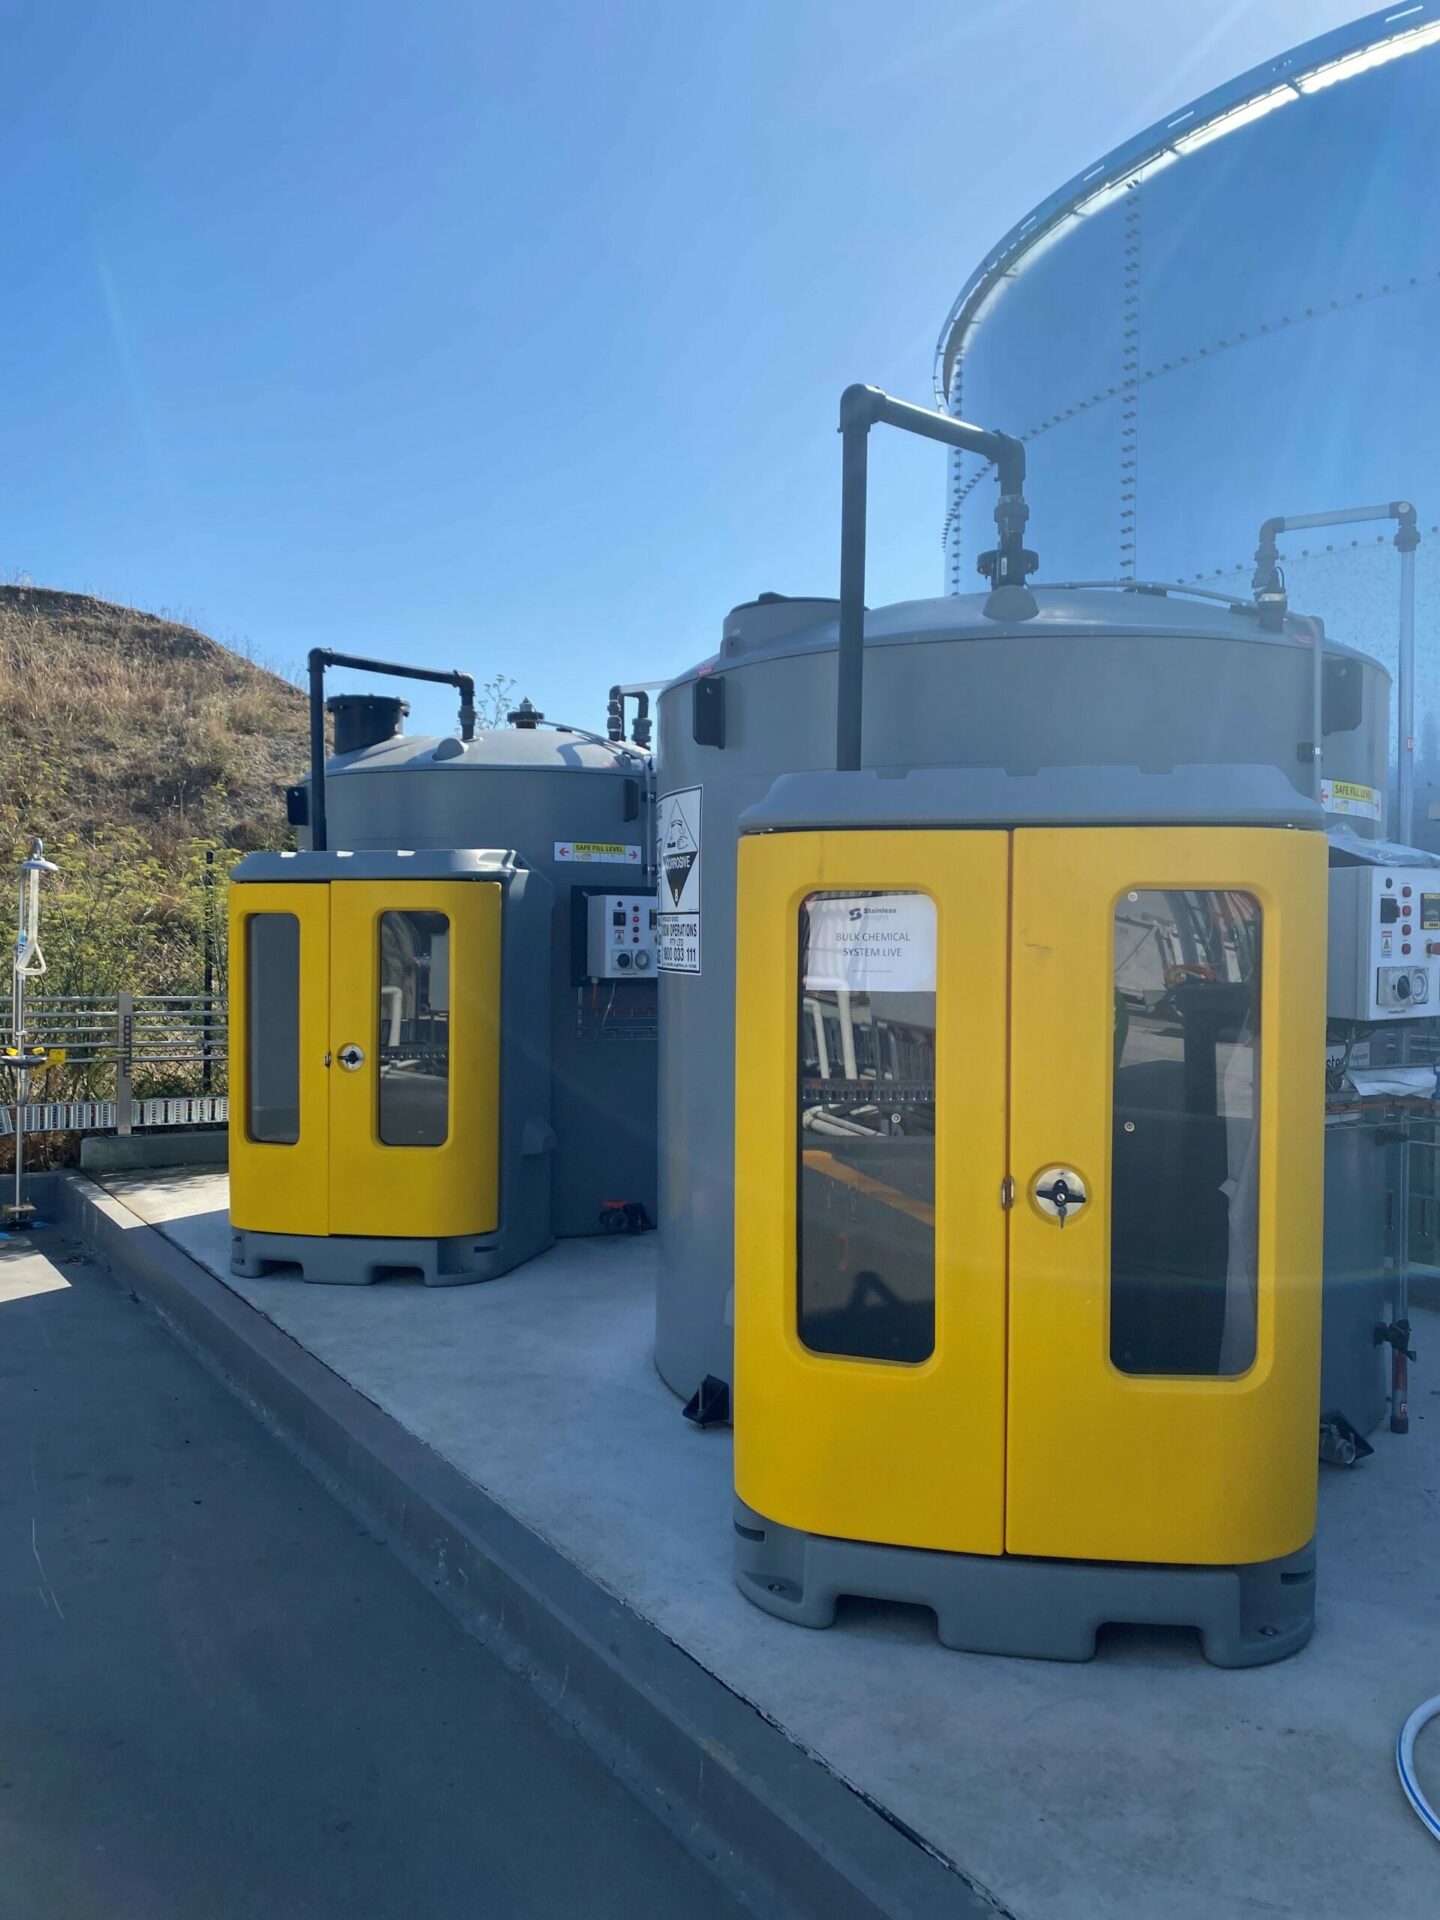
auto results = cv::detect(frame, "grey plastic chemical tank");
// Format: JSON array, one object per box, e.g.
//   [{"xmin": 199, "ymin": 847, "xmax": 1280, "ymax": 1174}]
[
  {"xmin": 309, "ymin": 703, "xmax": 659, "ymax": 1238},
  {"xmin": 653, "ymin": 584, "xmax": 1391, "ymax": 1403}
]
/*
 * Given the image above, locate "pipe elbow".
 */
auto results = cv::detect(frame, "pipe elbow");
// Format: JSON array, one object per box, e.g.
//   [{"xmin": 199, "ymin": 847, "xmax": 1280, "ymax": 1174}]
[
  {"xmin": 989, "ymin": 430, "xmax": 1026, "ymax": 493},
  {"xmin": 839, "ymin": 384, "xmax": 886, "ymax": 433}
]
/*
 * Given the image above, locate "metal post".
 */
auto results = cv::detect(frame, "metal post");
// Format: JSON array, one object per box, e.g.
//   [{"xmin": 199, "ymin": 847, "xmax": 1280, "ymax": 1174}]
[
  {"xmin": 5, "ymin": 840, "xmax": 58, "ymax": 1230},
  {"xmin": 1393, "ymin": 1119, "xmax": 1412, "ymax": 1434},
  {"xmin": 116, "ymin": 989, "xmax": 134, "ymax": 1136}
]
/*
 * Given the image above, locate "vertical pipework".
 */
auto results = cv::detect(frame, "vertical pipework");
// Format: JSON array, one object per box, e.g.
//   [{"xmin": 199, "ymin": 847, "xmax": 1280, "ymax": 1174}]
[
  {"xmin": 1396, "ymin": 505, "xmax": 1420, "ymax": 846},
  {"xmin": 457, "ymin": 676, "xmax": 477, "ymax": 742},
  {"xmin": 833, "ymin": 383, "xmax": 1037, "ymax": 774},
  {"xmin": 836, "ymin": 405, "xmax": 870, "ymax": 773},
  {"xmin": 1254, "ymin": 501, "xmax": 1422, "ymax": 836},
  {"xmin": 308, "ymin": 648, "xmax": 329, "ymax": 853}
]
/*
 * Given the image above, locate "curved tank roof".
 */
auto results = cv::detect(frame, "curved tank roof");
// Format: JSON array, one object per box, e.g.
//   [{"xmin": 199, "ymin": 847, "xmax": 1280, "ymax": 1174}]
[
  {"xmin": 327, "ymin": 723, "xmax": 646, "ymax": 777},
  {"xmin": 665, "ymin": 584, "xmax": 1386, "ymax": 686},
  {"xmin": 935, "ymin": 5, "xmax": 1440, "ymax": 399}
]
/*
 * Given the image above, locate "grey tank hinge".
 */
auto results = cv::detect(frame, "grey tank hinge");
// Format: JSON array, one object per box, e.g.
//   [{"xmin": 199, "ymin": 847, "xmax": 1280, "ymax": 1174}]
[{"xmin": 1000, "ymin": 1175, "xmax": 1016, "ymax": 1210}]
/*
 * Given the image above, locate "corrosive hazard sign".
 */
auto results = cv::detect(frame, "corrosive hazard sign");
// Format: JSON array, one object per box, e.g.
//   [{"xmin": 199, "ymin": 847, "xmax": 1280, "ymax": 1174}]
[{"xmin": 656, "ymin": 787, "xmax": 701, "ymax": 973}]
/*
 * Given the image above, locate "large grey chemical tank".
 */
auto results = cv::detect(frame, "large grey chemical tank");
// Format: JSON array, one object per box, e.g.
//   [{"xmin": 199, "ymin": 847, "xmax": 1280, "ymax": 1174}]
[
  {"xmin": 309, "ymin": 705, "xmax": 659, "ymax": 1238},
  {"xmin": 653, "ymin": 584, "xmax": 1391, "ymax": 1402}
]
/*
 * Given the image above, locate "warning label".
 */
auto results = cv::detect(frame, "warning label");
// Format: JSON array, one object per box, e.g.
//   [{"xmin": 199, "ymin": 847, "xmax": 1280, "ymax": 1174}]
[
  {"xmin": 554, "ymin": 840, "xmax": 642, "ymax": 865},
  {"xmin": 1320, "ymin": 779, "xmax": 1382, "ymax": 822},
  {"xmin": 656, "ymin": 787, "xmax": 701, "ymax": 973}
]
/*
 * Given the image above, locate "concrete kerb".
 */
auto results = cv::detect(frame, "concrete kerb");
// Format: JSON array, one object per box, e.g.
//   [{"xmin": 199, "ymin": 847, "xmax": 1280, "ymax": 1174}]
[{"xmin": 34, "ymin": 1171, "xmax": 1001, "ymax": 1920}]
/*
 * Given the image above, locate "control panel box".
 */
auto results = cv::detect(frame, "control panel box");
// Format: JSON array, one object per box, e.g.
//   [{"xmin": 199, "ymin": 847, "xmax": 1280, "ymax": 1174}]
[
  {"xmin": 1327, "ymin": 865, "xmax": 1440, "ymax": 1021},
  {"xmin": 584, "ymin": 891, "xmax": 658, "ymax": 979}
]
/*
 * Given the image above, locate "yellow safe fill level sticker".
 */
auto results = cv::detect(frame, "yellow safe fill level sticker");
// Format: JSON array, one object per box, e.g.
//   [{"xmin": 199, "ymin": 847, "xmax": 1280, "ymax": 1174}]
[
  {"xmin": 554, "ymin": 841, "xmax": 643, "ymax": 865},
  {"xmin": 1319, "ymin": 779, "xmax": 1381, "ymax": 821}
]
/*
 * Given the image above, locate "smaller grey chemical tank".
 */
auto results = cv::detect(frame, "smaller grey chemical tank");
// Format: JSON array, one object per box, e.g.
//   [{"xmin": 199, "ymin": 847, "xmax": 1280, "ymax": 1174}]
[
  {"xmin": 308, "ymin": 701, "xmax": 658, "ymax": 1238},
  {"xmin": 653, "ymin": 584, "xmax": 1392, "ymax": 1404}
]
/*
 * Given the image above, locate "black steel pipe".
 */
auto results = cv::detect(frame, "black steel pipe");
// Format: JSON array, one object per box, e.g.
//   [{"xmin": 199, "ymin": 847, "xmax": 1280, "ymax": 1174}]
[
  {"xmin": 307, "ymin": 648, "xmax": 477, "ymax": 852},
  {"xmin": 836, "ymin": 384, "xmax": 1033, "ymax": 772}
]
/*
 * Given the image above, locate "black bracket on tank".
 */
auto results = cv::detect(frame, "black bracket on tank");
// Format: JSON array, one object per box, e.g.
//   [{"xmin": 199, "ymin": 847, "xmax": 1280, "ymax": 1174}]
[
  {"xmin": 306, "ymin": 649, "xmax": 477, "ymax": 852},
  {"xmin": 1375, "ymin": 1318, "xmax": 1416, "ymax": 1362},
  {"xmin": 836, "ymin": 384, "xmax": 1038, "ymax": 772},
  {"xmin": 682, "ymin": 1374, "xmax": 731, "ymax": 1428},
  {"xmin": 692, "ymin": 675, "xmax": 726, "ymax": 748}
]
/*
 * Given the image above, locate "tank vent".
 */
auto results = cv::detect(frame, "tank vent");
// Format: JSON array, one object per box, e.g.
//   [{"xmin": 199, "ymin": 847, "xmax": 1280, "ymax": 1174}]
[
  {"xmin": 509, "ymin": 698, "xmax": 544, "ymax": 729},
  {"xmin": 325, "ymin": 693, "xmax": 409, "ymax": 756},
  {"xmin": 722, "ymin": 595, "xmax": 840, "ymax": 659}
]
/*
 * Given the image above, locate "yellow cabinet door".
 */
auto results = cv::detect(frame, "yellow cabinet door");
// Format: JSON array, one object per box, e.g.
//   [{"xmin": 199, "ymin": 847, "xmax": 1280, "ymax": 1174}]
[
  {"xmin": 1006, "ymin": 827, "xmax": 1327, "ymax": 1567},
  {"xmin": 229, "ymin": 881, "xmax": 331, "ymax": 1237},
  {"xmin": 328, "ymin": 881, "xmax": 501, "ymax": 1241},
  {"xmin": 734, "ymin": 829, "xmax": 1011, "ymax": 1556}
]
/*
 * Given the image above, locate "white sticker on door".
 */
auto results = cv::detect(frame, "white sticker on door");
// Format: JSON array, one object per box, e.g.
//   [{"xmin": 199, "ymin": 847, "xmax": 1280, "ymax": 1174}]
[
  {"xmin": 656, "ymin": 787, "xmax": 702, "ymax": 974},
  {"xmin": 803, "ymin": 894, "xmax": 937, "ymax": 995}
]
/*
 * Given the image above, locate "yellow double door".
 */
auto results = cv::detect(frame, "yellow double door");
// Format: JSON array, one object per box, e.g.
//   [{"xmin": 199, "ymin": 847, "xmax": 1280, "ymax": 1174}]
[
  {"xmin": 734, "ymin": 826, "xmax": 1326, "ymax": 1569},
  {"xmin": 230, "ymin": 880, "xmax": 501, "ymax": 1242}
]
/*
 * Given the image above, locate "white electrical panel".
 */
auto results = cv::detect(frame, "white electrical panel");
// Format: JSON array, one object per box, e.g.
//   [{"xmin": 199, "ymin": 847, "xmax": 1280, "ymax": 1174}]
[
  {"xmin": 585, "ymin": 892, "xmax": 658, "ymax": 979},
  {"xmin": 1327, "ymin": 865, "xmax": 1440, "ymax": 1021}
]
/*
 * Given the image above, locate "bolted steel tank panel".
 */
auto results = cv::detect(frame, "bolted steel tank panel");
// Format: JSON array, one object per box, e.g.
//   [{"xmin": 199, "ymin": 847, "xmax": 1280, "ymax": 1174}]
[
  {"xmin": 935, "ymin": 6, "xmax": 1439, "ymax": 839},
  {"xmin": 652, "ymin": 587, "xmax": 1390, "ymax": 1402}
]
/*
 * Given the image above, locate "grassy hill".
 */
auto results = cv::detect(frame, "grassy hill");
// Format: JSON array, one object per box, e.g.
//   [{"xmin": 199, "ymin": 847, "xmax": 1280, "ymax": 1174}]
[
  {"xmin": 0, "ymin": 588, "xmax": 310, "ymax": 1133},
  {"xmin": 0, "ymin": 585, "xmax": 308, "ymax": 857}
]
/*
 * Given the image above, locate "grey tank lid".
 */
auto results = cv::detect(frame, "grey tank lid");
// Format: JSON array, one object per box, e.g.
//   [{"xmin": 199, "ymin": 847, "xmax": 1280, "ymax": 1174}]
[
  {"xmin": 740, "ymin": 764, "xmax": 1327, "ymax": 834},
  {"xmin": 231, "ymin": 848, "xmax": 530, "ymax": 884},
  {"xmin": 326, "ymin": 725, "xmax": 647, "ymax": 777},
  {"xmin": 667, "ymin": 585, "xmax": 1385, "ymax": 686}
]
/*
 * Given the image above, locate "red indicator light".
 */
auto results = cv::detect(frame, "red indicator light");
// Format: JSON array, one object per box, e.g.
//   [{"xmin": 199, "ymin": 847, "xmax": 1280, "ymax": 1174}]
[{"xmin": 1402, "ymin": 942, "xmax": 1413, "ymax": 955}]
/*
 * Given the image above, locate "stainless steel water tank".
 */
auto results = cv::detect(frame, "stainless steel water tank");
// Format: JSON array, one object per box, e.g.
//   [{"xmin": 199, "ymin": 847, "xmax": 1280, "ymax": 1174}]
[
  {"xmin": 653, "ymin": 585, "xmax": 1390, "ymax": 1401},
  {"xmin": 935, "ymin": 8, "xmax": 1440, "ymax": 833}
]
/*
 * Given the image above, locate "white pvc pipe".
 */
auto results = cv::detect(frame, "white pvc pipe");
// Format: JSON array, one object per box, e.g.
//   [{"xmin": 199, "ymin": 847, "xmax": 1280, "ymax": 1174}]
[
  {"xmin": 1397, "ymin": 1694, "xmax": 1440, "ymax": 1842},
  {"xmin": 1398, "ymin": 541, "xmax": 1416, "ymax": 847},
  {"xmin": 837, "ymin": 989, "xmax": 858, "ymax": 1082},
  {"xmin": 808, "ymin": 1000, "xmax": 831, "ymax": 1080}
]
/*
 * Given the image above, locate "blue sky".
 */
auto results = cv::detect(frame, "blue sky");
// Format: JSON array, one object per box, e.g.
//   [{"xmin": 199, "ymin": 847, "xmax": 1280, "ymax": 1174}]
[{"xmin": 0, "ymin": 0, "xmax": 1361, "ymax": 736}]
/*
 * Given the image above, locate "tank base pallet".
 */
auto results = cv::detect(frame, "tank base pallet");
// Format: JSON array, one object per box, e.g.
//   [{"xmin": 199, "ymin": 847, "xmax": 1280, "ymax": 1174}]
[
  {"xmin": 230, "ymin": 1225, "xmax": 551, "ymax": 1287},
  {"xmin": 734, "ymin": 1500, "xmax": 1315, "ymax": 1669}
]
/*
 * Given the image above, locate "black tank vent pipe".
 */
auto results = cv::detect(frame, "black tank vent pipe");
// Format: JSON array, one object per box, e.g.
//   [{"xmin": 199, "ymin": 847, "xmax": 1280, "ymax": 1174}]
[
  {"xmin": 307, "ymin": 648, "xmax": 476, "ymax": 852},
  {"xmin": 836, "ymin": 383, "xmax": 1037, "ymax": 772}
]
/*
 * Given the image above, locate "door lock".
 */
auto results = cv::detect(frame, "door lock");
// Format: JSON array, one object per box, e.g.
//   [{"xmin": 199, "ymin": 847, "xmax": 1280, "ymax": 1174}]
[
  {"xmin": 337, "ymin": 1043, "xmax": 365, "ymax": 1072},
  {"xmin": 1033, "ymin": 1167, "xmax": 1087, "ymax": 1227}
]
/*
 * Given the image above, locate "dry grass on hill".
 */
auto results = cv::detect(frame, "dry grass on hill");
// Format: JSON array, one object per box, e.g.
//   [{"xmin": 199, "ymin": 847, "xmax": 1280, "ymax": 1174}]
[{"xmin": 0, "ymin": 584, "xmax": 309, "ymax": 858}]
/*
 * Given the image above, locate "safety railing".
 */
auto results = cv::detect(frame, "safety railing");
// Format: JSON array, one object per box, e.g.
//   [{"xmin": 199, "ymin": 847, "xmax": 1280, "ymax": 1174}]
[{"xmin": 0, "ymin": 992, "xmax": 228, "ymax": 1136}]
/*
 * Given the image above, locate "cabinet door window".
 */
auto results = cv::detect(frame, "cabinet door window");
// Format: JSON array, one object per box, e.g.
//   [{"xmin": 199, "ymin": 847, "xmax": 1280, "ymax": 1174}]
[
  {"xmin": 378, "ymin": 911, "xmax": 451, "ymax": 1147},
  {"xmin": 1111, "ymin": 889, "xmax": 1262, "ymax": 1377},
  {"xmin": 246, "ymin": 913, "xmax": 300, "ymax": 1145},
  {"xmin": 797, "ymin": 891, "xmax": 937, "ymax": 1362}
]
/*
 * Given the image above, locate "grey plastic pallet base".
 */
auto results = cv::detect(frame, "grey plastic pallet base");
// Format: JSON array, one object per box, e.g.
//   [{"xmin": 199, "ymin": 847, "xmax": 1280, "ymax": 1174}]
[
  {"xmin": 734, "ymin": 1500, "xmax": 1316, "ymax": 1669},
  {"xmin": 230, "ymin": 1225, "xmax": 552, "ymax": 1287}
]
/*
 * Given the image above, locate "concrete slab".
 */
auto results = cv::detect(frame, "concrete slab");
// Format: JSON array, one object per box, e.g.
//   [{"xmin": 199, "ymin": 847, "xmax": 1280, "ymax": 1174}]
[{"xmin": 104, "ymin": 1168, "xmax": 1440, "ymax": 1920}]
